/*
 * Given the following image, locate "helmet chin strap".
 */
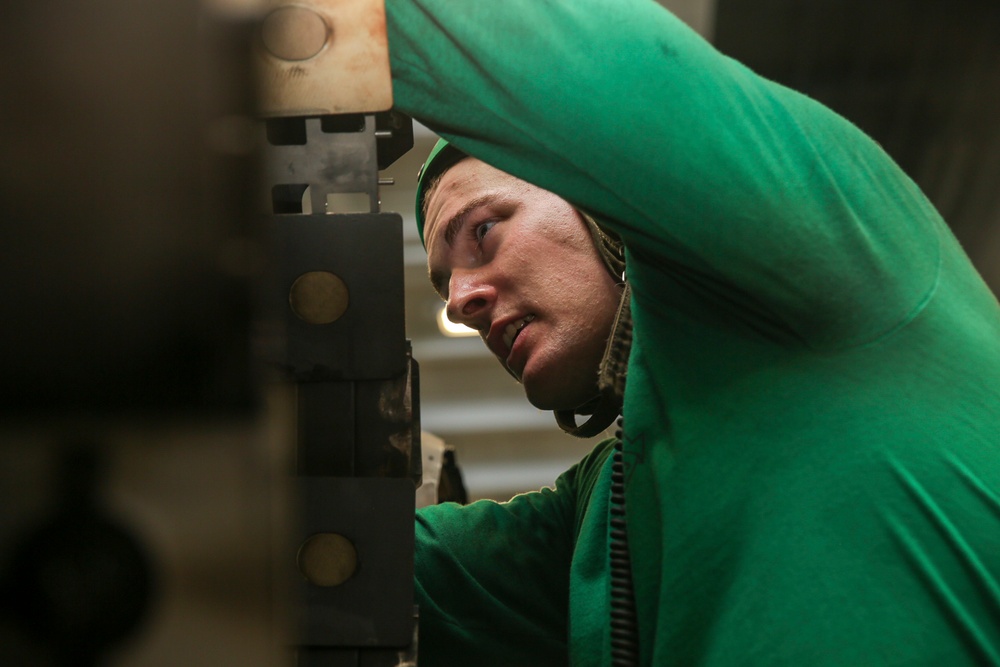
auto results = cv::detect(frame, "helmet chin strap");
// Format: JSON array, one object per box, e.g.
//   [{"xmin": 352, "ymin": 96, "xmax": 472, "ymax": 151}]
[
  {"xmin": 555, "ymin": 282, "xmax": 633, "ymax": 438},
  {"xmin": 553, "ymin": 212, "xmax": 631, "ymax": 438}
]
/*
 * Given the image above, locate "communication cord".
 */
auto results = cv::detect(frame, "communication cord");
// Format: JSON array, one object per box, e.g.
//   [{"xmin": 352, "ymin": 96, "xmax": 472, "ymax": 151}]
[{"xmin": 609, "ymin": 417, "xmax": 639, "ymax": 666}]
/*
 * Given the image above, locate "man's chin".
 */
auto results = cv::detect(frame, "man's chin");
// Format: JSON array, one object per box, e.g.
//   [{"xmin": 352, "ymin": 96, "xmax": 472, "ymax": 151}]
[
  {"xmin": 522, "ymin": 379, "xmax": 590, "ymax": 413},
  {"xmin": 522, "ymin": 380, "xmax": 557, "ymax": 411},
  {"xmin": 517, "ymin": 354, "xmax": 600, "ymax": 412}
]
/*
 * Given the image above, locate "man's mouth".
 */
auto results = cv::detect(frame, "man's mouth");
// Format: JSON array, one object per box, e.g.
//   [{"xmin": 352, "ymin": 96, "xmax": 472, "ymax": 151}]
[{"xmin": 502, "ymin": 314, "xmax": 535, "ymax": 352}]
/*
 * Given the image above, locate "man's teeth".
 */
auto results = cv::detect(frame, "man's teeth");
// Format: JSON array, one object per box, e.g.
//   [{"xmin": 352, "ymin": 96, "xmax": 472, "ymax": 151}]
[{"xmin": 502, "ymin": 314, "xmax": 535, "ymax": 350}]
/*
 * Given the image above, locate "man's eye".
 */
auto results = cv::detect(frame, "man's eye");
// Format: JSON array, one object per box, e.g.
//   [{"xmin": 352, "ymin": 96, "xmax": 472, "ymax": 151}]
[{"xmin": 474, "ymin": 220, "xmax": 498, "ymax": 244}]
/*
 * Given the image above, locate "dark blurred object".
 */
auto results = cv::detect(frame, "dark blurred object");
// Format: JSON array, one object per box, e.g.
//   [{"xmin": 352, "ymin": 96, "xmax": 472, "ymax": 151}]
[
  {"xmin": 0, "ymin": 0, "xmax": 263, "ymax": 415},
  {"xmin": 0, "ymin": 420, "xmax": 290, "ymax": 667},
  {"xmin": 437, "ymin": 447, "xmax": 468, "ymax": 505},
  {"xmin": 2, "ymin": 445, "xmax": 154, "ymax": 666},
  {"xmin": 415, "ymin": 433, "xmax": 468, "ymax": 508},
  {"xmin": 0, "ymin": 2, "xmax": 287, "ymax": 667}
]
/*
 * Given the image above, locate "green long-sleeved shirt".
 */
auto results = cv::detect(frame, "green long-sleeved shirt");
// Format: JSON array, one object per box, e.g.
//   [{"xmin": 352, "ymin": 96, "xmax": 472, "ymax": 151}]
[{"xmin": 386, "ymin": 0, "xmax": 1000, "ymax": 664}]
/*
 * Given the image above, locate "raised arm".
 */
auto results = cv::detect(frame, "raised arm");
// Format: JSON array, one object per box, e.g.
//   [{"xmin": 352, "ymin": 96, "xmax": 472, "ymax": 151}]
[{"xmin": 387, "ymin": 0, "xmax": 942, "ymax": 349}]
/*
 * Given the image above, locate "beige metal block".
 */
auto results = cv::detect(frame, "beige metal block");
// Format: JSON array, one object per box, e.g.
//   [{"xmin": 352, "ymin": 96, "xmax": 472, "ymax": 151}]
[{"xmin": 256, "ymin": 0, "xmax": 393, "ymax": 116}]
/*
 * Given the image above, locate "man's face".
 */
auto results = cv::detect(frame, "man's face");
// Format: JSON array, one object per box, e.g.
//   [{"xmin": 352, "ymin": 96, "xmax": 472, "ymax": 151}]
[{"xmin": 423, "ymin": 157, "xmax": 621, "ymax": 411}]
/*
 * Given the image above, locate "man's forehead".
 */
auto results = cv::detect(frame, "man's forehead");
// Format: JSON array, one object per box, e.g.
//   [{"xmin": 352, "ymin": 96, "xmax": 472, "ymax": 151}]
[{"xmin": 424, "ymin": 159, "xmax": 499, "ymax": 242}]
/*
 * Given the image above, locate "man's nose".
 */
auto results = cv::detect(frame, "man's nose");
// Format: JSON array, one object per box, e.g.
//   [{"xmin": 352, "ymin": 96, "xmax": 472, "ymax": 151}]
[{"xmin": 445, "ymin": 270, "xmax": 495, "ymax": 332}]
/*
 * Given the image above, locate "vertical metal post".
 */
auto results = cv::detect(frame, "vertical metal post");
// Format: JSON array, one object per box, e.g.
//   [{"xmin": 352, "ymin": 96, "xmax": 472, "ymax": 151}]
[{"xmin": 255, "ymin": 3, "xmax": 419, "ymax": 656}]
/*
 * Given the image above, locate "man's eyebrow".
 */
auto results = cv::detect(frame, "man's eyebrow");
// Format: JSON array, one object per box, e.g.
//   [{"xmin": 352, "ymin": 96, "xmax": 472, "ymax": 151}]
[
  {"xmin": 427, "ymin": 192, "xmax": 509, "ymax": 298},
  {"xmin": 439, "ymin": 192, "xmax": 505, "ymax": 247}
]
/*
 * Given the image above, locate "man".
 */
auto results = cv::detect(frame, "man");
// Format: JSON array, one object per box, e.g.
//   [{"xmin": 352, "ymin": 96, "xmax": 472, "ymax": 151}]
[
  {"xmin": 385, "ymin": 0, "xmax": 1000, "ymax": 665},
  {"xmin": 420, "ymin": 142, "xmax": 628, "ymax": 434}
]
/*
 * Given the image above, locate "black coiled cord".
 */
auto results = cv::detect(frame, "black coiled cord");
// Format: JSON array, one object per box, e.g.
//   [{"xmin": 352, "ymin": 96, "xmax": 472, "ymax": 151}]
[{"xmin": 609, "ymin": 417, "xmax": 639, "ymax": 666}]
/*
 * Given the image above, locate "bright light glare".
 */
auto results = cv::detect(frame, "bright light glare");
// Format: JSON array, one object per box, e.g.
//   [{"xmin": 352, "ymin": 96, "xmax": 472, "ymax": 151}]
[{"xmin": 437, "ymin": 306, "xmax": 480, "ymax": 337}]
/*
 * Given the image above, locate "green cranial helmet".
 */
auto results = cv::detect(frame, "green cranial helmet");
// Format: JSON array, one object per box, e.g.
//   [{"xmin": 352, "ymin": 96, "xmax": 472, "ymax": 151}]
[
  {"xmin": 414, "ymin": 138, "xmax": 469, "ymax": 247},
  {"xmin": 414, "ymin": 138, "xmax": 631, "ymax": 438}
]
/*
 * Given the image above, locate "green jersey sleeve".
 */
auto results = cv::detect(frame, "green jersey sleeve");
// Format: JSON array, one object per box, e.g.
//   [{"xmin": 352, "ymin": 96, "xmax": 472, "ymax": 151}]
[
  {"xmin": 413, "ymin": 439, "xmax": 614, "ymax": 666},
  {"xmin": 387, "ymin": 0, "xmax": 942, "ymax": 350}
]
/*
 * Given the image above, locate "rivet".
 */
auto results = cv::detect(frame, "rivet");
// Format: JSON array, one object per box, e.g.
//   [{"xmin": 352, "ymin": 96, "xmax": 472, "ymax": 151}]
[
  {"xmin": 297, "ymin": 533, "xmax": 358, "ymax": 587},
  {"xmin": 289, "ymin": 271, "xmax": 348, "ymax": 324},
  {"xmin": 261, "ymin": 6, "xmax": 330, "ymax": 62}
]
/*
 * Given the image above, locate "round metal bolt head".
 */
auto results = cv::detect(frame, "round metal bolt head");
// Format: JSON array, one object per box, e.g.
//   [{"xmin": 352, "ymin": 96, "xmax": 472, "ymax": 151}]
[
  {"xmin": 297, "ymin": 533, "xmax": 358, "ymax": 587},
  {"xmin": 261, "ymin": 6, "xmax": 330, "ymax": 62},
  {"xmin": 289, "ymin": 271, "xmax": 349, "ymax": 324}
]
